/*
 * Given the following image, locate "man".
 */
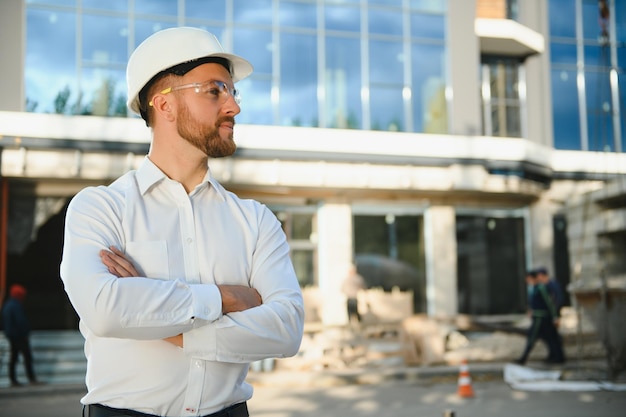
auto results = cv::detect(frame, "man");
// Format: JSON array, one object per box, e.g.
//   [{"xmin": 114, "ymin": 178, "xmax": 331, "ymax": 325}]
[
  {"xmin": 534, "ymin": 267, "xmax": 566, "ymax": 364},
  {"xmin": 515, "ymin": 268, "xmax": 565, "ymax": 365},
  {"xmin": 60, "ymin": 27, "xmax": 304, "ymax": 417},
  {"xmin": 1, "ymin": 284, "xmax": 38, "ymax": 387}
]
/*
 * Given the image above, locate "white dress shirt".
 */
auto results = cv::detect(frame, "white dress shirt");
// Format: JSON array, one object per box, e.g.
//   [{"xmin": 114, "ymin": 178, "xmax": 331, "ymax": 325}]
[{"xmin": 60, "ymin": 157, "xmax": 304, "ymax": 417}]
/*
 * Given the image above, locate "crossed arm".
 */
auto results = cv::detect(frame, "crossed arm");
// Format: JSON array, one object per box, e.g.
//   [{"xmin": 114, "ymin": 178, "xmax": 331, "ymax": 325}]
[{"xmin": 100, "ymin": 246, "xmax": 263, "ymax": 346}]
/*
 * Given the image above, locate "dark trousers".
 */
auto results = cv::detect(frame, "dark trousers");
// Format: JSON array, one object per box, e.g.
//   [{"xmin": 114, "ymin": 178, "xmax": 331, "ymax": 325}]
[
  {"xmin": 346, "ymin": 298, "xmax": 360, "ymax": 322},
  {"xmin": 518, "ymin": 316, "xmax": 565, "ymax": 364},
  {"xmin": 8, "ymin": 337, "xmax": 37, "ymax": 384}
]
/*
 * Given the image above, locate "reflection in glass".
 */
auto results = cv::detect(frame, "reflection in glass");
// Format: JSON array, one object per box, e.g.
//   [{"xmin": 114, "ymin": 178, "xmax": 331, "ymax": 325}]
[
  {"xmin": 325, "ymin": 4, "xmax": 360, "ymax": 32},
  {"xmin": 83, "ymin": 14, "xmax": 128, "ymax": 65},
  {"xmin": 280, "ymin": 33, "xmax": 318, "ymax": 127},
  {"xmin": 409, "ymin": 0, "xmax": 447, "ymax": 13},
  {"xmin": 548, "ymin": 0, "xmax": 576, "ymax": 38},
  {"xmin": 551, "ymin": 69, "xmax": 581, "ymax": 150},
  {"xmin": 411, "ymin": 12, "xmax": 445, "ymax": 39},
  {"xmin": 369, "ymin": 39, "xmax": 403, "ymax": 84},
  {"xmin": 370, "ymin": 86, "xmax": 403, "ymax": 131},
  {"xmin": 325, "ymin": 36, "xmax": 362, "ymax": 129},
  {"xmin": 81, "ymin": 67, "xmax": 127, "ymax": 117},
  {"xmin": 279, "ymin": 1, "xmax": 317, "ymax": 29},
  {"xmin": 354, "ymin": 214, "xmax": 426, "ymax": 313},
  {"xmin": 582, "ymin": 0, "xmax": 605, "ymax": 41},
  {"xmin": 235, "ymin": 78, "xmax": 273, "ymax": 125},
  {"xmin": 82, "ymin": 0, "xmax": 127, "ymax": 11},
  {"xmin": 550, "ymin": 42, "xmax": 577, "ymax": 65},
  {"xmin": 26, "ymin": 9, "xmax": 77, "ymax": 113},
  {"xmin": 585, "ymin": 70, "xmax": 614, "ymax": 151},
  {"xmin": 185, "ymin": 0, "xmax": 226, "ymax": 21},
  {"xmin": 134, "ymin": 0, "xmax": 176, "ymax": 16},
  {"xmin": 233, "ymin": 0, "xmax": 273, "ymax": 25},
  {"xmin": 292, "ymin": 250, "xmax": 314, "ymax": 287},
  {"xmin": 134, "ymin": 20, "xmax": 178, "ymax": 48},
  {"xmin": 369, "ymin": 8, "xmax": 403, "ymax": 36},
  {"xmin": 482, "ymin": 59, "xmax": 522, "ymax": 137},
  {"xmin": 412, "ymin": 43, "xmax": 446, "ymax": 133},
  {"xmin": 233, "ymin": 28, "xmax": 272, "ymax": 74}
]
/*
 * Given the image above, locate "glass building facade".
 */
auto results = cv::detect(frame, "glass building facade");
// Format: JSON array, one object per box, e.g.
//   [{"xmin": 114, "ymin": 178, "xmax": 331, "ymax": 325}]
[
  {"xmin": 25, "ymin": 0, "xmax": 448, "ymax": 133},
  {"xmin": 549, "ymin": 0, "xmax": 626, "ymax": 151},
  {"xmin": 3, "ymin": 0, "xmax": 625, "ymax": 328}
]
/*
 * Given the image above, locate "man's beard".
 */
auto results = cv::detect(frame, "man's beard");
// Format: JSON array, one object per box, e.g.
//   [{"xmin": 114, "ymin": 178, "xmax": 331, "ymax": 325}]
[{"xmin": 176, "ymin": 102, "xmax": 237, "ymax": 158}]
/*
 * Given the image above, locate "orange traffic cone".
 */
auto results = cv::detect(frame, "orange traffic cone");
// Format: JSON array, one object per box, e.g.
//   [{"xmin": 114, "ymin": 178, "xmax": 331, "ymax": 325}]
[{"xmin": 456, "ymin": 359, "xmax": 475, "ymax": 398}]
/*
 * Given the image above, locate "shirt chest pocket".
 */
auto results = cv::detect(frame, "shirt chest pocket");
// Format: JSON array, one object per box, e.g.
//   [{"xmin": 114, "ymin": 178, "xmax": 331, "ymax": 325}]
[{"xmin": 125, "ymin": 241, "xmax": 170, "ymax": 279}]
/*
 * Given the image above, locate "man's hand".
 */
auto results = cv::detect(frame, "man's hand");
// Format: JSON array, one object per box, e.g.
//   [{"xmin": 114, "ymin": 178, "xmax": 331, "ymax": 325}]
[
  {"xmin": 218, "ymin": 285, "xmax": 262, "ymax": 314},
  {"xmin": 100, "ymin": 246, "xmax": 183, "ymax": 347},
  {"xmin": 100, "ymin": 246, "xmax": 139, "ymax": 278}
]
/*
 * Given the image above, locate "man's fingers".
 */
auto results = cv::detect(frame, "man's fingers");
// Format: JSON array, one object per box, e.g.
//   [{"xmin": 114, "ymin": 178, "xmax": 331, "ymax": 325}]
[{"xmin": 100, "ymin": 247, "xmax": 139, "ymax": 278}]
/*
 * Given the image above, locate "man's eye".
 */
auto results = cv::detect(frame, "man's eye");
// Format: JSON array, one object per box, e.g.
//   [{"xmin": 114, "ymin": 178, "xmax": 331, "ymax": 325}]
[{"xmin": 206, "ymin": 88, "xmax": 221, "ymax": 97}]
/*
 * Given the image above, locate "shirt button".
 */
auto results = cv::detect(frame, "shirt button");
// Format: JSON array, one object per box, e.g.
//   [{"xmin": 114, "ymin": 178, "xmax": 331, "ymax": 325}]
[
  {"xmin": 187, "ymin": 237, "xmax": 193, "ymax": 244},
  {"xmin": 195, "ymin": 360, "xmax": 202, "ymax": 368}
]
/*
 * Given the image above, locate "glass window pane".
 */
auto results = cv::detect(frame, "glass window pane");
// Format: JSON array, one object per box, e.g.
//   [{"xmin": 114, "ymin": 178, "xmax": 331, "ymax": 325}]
[
  {"xmin": 551, "ymin": 69, "xmax": 581, "ymax": 150},
  {"xmin": 26, "ymin": 9, "xmax": 77, "ymax": 114},
  {"xmin": 280, "ymin": 33, "xmax": 318, "ymax": 127},
  {"xmin": 370, "ymin": 86, "xmax": 403, "ymax": 131},
  {"xmin": 279, "ymin": 1, "xmax": 317, "ymax": 29},
  {"xmin": 135, "ymin": 0, "xmax": 177, "ymax": 16},
  {"xmin": 548, "ymin": 0, "xmax": 576, "ymax": 38},
  {"xmin": 369, "ymin": 39, "xmax": 403, "ymax": 84},
  {"xmin": 82, "ymin": 14, "xmax": 128, "ymax": 65},
  {"xmin": 292, "ymin": 250, "xmax": 314, "ymax": 287},
  {"xmin": 506, "ymin": 104, "xmax": 521, "ymax": 137},
  {"xmin": 582, "ymin": 0, "xmax": 605, "ymax": 40},
  {"xmin": 354, "ymin": 214, "xmax": 426, "ymax": 313},
  {"xmin": 585, "ymin": 70, "xmax": 614, "ymax": 151},
  {"xmin": 185, "ymin": 0, "xmax": 226, "ymax": 21},
  {"xmin": 325, "ymin": 36, "xmax": 362, "ymax": 129},
  {"xmin": 369, "ymin": 8, "xmax": 403, "ymax": 36},
  {"xmin": 325, "ymin": 5, "xmax": 360, "ymax": 32},
  {"xmin": 27, "ymin": 0, "xmax": 75, "ymax": 5},
  {"xmin": 550, "ymin": 42, "xmax": 577, "ymax": 65},
  {"xmin": 80, "ymin": 67, "xmax": 127, "ymax": 116},
  {"xmin": 291, "ymin": 213, "xmax": 313, "ymax": 240},
  {"xmin": 584, "ymin": 45, "xmax": 610, "ymax": 68},
  {"xmin": 616, "ymin": 1, "xmax": 626, "ymax": 43},
  {"xmin": 83, "ymin": 0, "xmax": 127, "ymax": 11},
  {"xmin": 234, "ymin": 28, "xmax": 272, "ymax": 74},
  {"xmin": 412, "ymin": 43, "xmax": 446, "ymax": 133},
  {"xmin": 409, "ymin": 0, "xmax": 447, "ymax": 13},
  {"xmin": 134, "ymin": 20, "xmax": 178, "ymax": 48},
  {"xmin": 233, "ymin": 0, "xmax": 273, "ymax": 25},
  {"xmin": 234, "ymin": 77, "xmax": 273, "ymax": 125},
  {"xmin": 411, "ymin": 12, "xmax": 445, "ymax": 39},
  {"xmin": 619, "ymin": 46, "xmax": 626, "ymax": 68},
  {"xmin": 368, "ymin": 0, "xmax": 402, "ymax": 6}
]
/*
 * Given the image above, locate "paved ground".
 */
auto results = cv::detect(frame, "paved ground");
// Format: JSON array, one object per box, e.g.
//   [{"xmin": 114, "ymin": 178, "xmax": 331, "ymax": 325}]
[{"xmin": 1, "ymin": 377, "xmax": 626, "ymax": 417}]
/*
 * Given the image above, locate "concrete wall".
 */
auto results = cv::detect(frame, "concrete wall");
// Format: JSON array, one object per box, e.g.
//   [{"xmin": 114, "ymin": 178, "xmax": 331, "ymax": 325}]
[{"xmin": 0, "ymin": 0, "xmax": 25, "ymax": 111}]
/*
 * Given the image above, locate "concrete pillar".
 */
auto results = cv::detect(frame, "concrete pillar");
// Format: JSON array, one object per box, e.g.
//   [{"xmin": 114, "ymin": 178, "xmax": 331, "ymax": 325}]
[
  {"xmin": 447, "ymin": 0, "xmax": 481, "ymax": 135},
  {"xmin": 317, "ymin": 201, "xmax": 353, "ymax": 325},
  {"xmin": 528, "ymin": 195, "xmax": 555, "ymax": 273},
  {"xmin": 425, "ymin": 205, "xmax": 458, "ymax": 318},
  {"xmin": 0, "ymin": 0, "xmax": 25, "ymax": 111}
]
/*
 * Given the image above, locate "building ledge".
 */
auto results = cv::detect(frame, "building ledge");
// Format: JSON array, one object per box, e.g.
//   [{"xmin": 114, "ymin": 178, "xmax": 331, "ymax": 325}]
[{"xmin": 475, "ymin": 18, "xmax": 544, "ymax": 57}]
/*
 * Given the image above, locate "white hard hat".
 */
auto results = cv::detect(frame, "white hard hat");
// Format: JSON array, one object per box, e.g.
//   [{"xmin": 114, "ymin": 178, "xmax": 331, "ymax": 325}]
[{"xmin": 126, "ymin": 26, "xmax": 253, "ymax": 114}]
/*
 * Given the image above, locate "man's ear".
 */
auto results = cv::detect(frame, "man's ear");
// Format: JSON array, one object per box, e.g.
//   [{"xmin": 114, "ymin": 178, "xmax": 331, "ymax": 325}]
[{"xmin": 151, "ymin": 94, "xmax": 176, "ymax": 122}]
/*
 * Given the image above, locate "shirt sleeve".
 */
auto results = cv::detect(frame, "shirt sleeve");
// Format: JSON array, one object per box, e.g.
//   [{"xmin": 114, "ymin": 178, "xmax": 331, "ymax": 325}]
[
  {"xmin": 60, "ymin": 186, "xmax": 223, "ymax": 340},
  {"xmin": 183, "ymin": 205, "xmax": 305, "ymax": 363}
]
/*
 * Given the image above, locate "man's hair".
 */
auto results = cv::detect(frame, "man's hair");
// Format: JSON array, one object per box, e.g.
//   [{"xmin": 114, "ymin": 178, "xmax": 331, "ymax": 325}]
[{"xmin": 137, "ymin": 56, "xmax": 231, "ymax": 127}]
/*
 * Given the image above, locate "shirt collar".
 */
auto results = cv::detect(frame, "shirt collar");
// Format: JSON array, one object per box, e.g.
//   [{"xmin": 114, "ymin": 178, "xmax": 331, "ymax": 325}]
[{"xmin": 136, "ymin": 156, "xmax": 227, "ymax": 201}]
